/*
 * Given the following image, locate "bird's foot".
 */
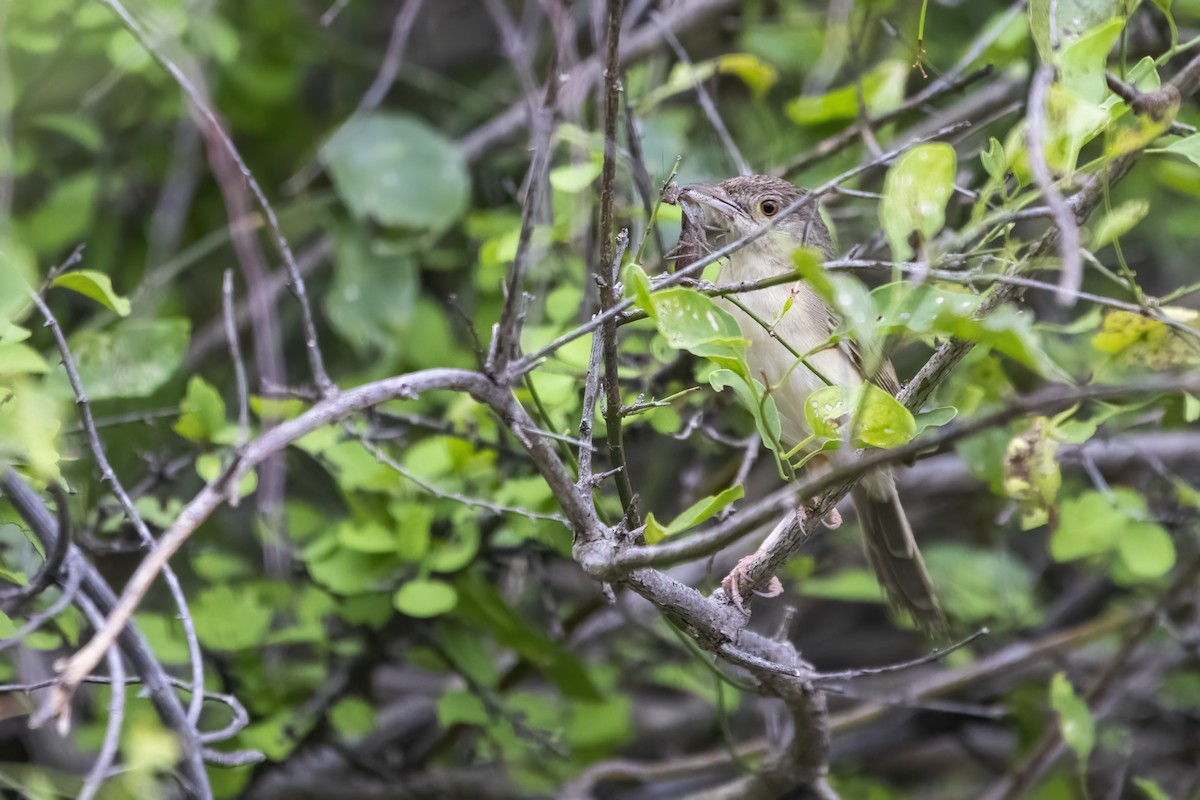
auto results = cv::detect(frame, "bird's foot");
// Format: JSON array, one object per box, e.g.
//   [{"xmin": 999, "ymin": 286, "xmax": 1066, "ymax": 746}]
[
  {"xmin": 722, "ymin": 555, "xmax": 784, "ymax": 614},
  {"xmin": 822, "ymin": 507, "xmax": 842, "ymax": 530}
]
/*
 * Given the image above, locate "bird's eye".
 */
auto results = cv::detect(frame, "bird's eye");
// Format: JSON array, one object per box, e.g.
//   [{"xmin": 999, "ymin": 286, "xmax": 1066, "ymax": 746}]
[{"xmin": 760, "ymin": 198, "xmax": 780, "ymax": 217}]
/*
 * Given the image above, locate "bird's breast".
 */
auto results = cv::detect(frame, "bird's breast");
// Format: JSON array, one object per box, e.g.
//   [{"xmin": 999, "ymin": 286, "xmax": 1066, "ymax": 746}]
[{"xmin": 716, "ymin": 257, "xmax": 861, "ymax": 447}]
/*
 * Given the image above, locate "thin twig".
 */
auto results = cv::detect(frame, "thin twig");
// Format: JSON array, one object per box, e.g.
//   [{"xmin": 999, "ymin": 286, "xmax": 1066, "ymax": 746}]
[
  {"xmin": 30, "ymin": 292, "xmax": 208, "ymax": 727},
  {"xmin": 1026, "ymin": 65, "xmax": 1082, "ymax": 306},
  {"xmin": 350, "ymin": 424, "xmax": 569, "ymax": 524},
  {"xmin": 0, "ymin": 472, "xmax": 213, "ymax": 797},
  {"xmin": 0, "ymin": 483, "xmax": 71, "ymax": 607},
  {"xmin": 816, "ymin": 628, "xmax": 989, "ymax": 682},
  {"xmin": 654, "ymin": 12, "xmax": 750, "ymax": 176},
  {"xmin": 75, "ymin": 593, "xmax": 126, "ymax": 800},
  {"xmin": 96, "ymin": 0, "xmax": 334, "ymax": 394},
  {"xmin": 223, "ymin": 270, "xmax": 250, "ymax": 446}
]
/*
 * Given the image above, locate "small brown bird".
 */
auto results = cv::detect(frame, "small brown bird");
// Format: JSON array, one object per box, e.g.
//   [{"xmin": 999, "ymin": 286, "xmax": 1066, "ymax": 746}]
[{"xmin": 675, "ymin": 175, "xmax": 945, "ymax": 633}]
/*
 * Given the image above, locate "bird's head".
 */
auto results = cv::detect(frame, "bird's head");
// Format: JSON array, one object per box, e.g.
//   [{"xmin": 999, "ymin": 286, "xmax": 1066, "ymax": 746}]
[{"xmin": 678, "ymin": 175, "xmax": 834, "ymax": 259}]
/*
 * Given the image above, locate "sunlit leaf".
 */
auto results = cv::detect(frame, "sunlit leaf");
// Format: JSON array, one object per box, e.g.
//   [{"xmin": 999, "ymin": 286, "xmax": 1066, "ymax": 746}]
[
  {"xmin": 1093, "ymin": 309, "xmax": 1200, "ymax": 368},
  {"xmin": 879, "ymin": 143, "xmax": 957, "ymax": 260},
  {"xmin": 1159, "ymin": 133, "xmax": 1200, "ymax": 169},
  {"xmin": 786, "ymin": 60, "xmax": 907, "ymax": 126},
  {"xmin": 1091, "ymin": 199, "xmax": 1149, "ymax": 249},
  {"xmin": 1050, "ymin": 672, "xmax": 1095, "ymax": 766},
  {"xmin": 549, "ymin": 160, "xmax": 603, "ymax": 194},
  {"xmin": 803, "ymin": 383, "xmax": 916, "ymax": 448},
  {"xmin": 644, "ymin": 484, "xmax": 744, "ymax": 544},
  {"xmin": 172, "ymin": 376, "xmax": 228, "ymax": 443},
  {"xmin": 51, "ymin": 270, "xmax": 131, "ymax": 316},
  {"xmin": 1058, "ymin": 17, "xmax": 1124, "ymax": 103},
  {"xmin": 394, "ymin": 579, "xmax": 459, "ymax": 618},
  {"xmin": 641, "ymin": 53, "xmax": 778, "ymax": 110},
  {"xmin": 0, "ymin": 343, "xmax": 49, "ymax": 377},
  {"xmin": 1030, "ymin": 0, "xmax": 1123, "ymax": 64}
]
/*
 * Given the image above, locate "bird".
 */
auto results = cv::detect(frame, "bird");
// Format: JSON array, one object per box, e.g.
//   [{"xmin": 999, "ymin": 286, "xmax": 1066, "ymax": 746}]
[{"xmin": 672, "ymin": 174, "xmax": 945, "ymax": 633}]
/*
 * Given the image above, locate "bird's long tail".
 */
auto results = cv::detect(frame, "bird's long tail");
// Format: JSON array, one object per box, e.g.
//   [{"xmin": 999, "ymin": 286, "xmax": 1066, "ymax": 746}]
[{"xmin": 851, "ymin": 472, "xmax": 945, "ymax": 634}]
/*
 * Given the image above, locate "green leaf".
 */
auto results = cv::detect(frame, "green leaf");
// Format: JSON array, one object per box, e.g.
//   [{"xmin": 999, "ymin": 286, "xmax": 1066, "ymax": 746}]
[
  {"xmin": 803, "ymin": 384, "xmax": 916, "ymax": 448},
  {"xmin": 394, "ymin": 579, "xmax": 458, "ymax": 618},
  {"xmin": 924, "ymin": 544, "xmax": 1042, "ymax": 627},
  {"xmin": 548, "ymin": 161, "xmax": 602, "ymax": 194},
  {"xmin": 191, "ymin": 585, "xmax": 273, "ymax": 651},
  {"xmin": 425, "ymin": 520, "xmax": 481, "ymax": 574},
  {"xmin": 980, "ymin": 137, "xmax": 1007, "ymax": 181},
  {"xmin": 325, "ymin": 227, "xmax": 419, "ymax": 356},
  {"xmin": 336, "ymin": 520, "xmax": 397, "ymax": 554},
  {"xmin": 1030, "ymin": 0, "xmax": 1124, "ymax": 64},
  {"xmin": 0, "ymin": 343, "xmax": 50, "ymax": 377},
  {"xmin": 1115, "ymin": 518, "xmax": 1176, "ymax": 578},
  {"xmin": 879, "ymin": 143, "xmax": 957, "ymax": 260},
  {"xmin": 912, "ymin": 406, "xmax": 957, "ymax": 436},
  {"xmin": 321, "ymin": 113, "xmax": 470, "ymax": 231},
  {"xmin": 330, "ymin": 697, "xmax": 376, "ymax": 740},
  {"xmin": 566, "ymin": 696, "xmax": 632, "ymax": 749},
  {"xmin": 1092, "ymin": 309, "xmax": 1200, "ymax": 368},
  {"xmin": 1133, "ymin": 777, "xmax": 1171, "ymax": 800},
  {"xmin": 1051, "ymin": 489, "xmax": 1174, "ymax": 579},
  {"xmin": 709, "ymin": 368, "xmax": 782, "ymax": 453},
  {"xmin": 1091, "ymin": 199, "xmax": 1150, "ymax": 249},
  {"xmin": 641, "ymin": 53, "xmax": 777, "ymax": 110},
  {"xmin": 436, "ymin": 689, "xmax": 489, "ymax": 727},
  {"xmin": 786, "ymin": 60, "xmax": 907, "ymax": 126},
  {"xmin": 1160, "ymin": 133, "xmax": 1200, "ymax": 169},
  {"xmin": 644, "ymin": 484, "xmax": 744, "ymax": 544},
  {"xmin": 1058, "ymin": 17, "xmax": 1125, "ymax": 103},
  {"xmin": 67, "ymin": 317, "xmax": 190, "ymax": 400},
  {"xmin": 798, "ymin": 568, "xmax": 885, "ymax": 603},
  {"xmin": 196, "ymin": 454, "xmax": 257, "ymax": 498},
  {"xmin": 172, "ymin": 376, "xmax": 227, "ymax": 443},
  {"xmin": 1049, "ymin": 672, "xmax": 1095, "ymax": 766},
  {"xmin": 14, "ymin": 172, "xmax": 99, "ymax": 255},
  {"xmin": 51, "ymin": 270, "xmax": 131, "ymax": 316},
  {"xmin": 455, "ymin": 576, "xmax": 603, "ymax": 701}
]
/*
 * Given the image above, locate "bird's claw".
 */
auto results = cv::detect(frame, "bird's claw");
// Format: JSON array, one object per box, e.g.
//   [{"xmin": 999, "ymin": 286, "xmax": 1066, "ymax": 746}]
[{"xmin": 722, "ymin": 555, "xmax": 784, "ymax": 614}]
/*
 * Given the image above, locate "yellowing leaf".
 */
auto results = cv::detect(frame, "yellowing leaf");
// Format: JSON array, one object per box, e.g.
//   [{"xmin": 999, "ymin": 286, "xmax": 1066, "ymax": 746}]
[
  {"xmin": 640, "ymin": 53, "xmax": 777, "ymax": 110},
  {"xmin": 1003, "ymin": 417, "xmax": 1061, "ymax": 529},
  {"xmin": 1092, "ymin": 310, "xmax": 1200, "ymax": 368}
]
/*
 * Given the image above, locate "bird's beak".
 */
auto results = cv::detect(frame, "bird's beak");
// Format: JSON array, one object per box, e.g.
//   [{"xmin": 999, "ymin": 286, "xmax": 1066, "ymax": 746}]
[{"xmin": 679, "ymin": 183, "xmax": 741, "ymax": 221}]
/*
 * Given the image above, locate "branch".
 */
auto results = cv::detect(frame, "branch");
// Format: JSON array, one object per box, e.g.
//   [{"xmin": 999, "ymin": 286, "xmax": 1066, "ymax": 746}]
[
  {"xmin": 604, "ymin": 377, "xmax": 1200, "ymax": 575},
  {"xmin": 457, "ymin": 0, "xmax": 741, "ymax": 162},
  {"xmin": 1026, "ymin": 65, "xmax": 1082, "ymax": 306},
  {"xmin": 0, "ymin": 471, "xmax": 214, "ymax": 799},
  {"xmin": 981, "ymin": 553, "xmax": 1200, "ymax": 800},
  {"xmin": 46, "ymin": 370, "xmax": 501, "ymax": 716},
  {"xmin": 30, "ymin": 292, "xmax": 208, "ymax": 727}
]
